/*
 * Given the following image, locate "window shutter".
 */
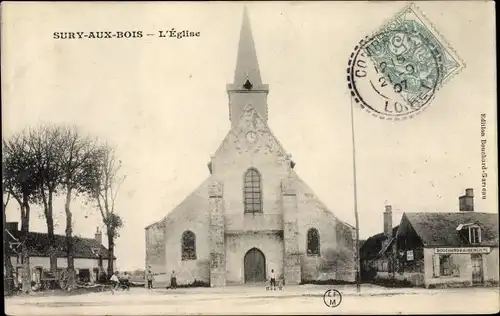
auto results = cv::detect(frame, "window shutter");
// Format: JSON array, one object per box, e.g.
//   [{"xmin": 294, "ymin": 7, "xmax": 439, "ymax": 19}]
[{"xmin": 433, "ymin": 254, "xmax": 440, "ymax": 277}]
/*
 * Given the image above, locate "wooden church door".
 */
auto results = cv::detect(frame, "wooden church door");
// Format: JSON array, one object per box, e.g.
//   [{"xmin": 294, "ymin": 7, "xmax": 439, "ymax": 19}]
[{"xmin": 244, "ymin": 248, "xmax": 266, "ymax": 283}]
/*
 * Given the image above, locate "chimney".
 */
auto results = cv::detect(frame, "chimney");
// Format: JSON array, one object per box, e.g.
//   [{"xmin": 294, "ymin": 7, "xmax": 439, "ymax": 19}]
[
  {"xmin": 383, "ymin": 205, "xmax": 392, "ymax": 236},
  {"xmin": 5, "ymin": 222, "xmax": 18, "ymax": 232},
  {"xmin": 459, "ymin": 188, "xmax": 474, "ymax": 212},
  {"xmin": 95, "ymin": 227, "xmax": 102, "ymax": 245}
]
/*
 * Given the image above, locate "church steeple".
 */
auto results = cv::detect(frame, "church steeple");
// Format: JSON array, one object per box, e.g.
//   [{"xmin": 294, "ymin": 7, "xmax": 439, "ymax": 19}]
[
  {"xmin": 227, "ymin": 7, "xmax": 269, "ymax": 127},
  {"xmin": 234, "ymin": 7, "xmax": 262, "ymax": 87}
]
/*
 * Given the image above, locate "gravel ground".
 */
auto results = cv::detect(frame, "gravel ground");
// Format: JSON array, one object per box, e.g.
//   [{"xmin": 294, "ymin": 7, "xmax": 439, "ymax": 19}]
[{"xmin": 5, "ymin": 284, "xmax": 499, "ymax": 315}]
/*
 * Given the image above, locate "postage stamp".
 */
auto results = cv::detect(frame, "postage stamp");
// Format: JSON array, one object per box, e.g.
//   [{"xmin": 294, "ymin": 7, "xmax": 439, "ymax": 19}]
[{"xmin": 347, "ymin": 3, "xmax": 465, "ymax": 120}]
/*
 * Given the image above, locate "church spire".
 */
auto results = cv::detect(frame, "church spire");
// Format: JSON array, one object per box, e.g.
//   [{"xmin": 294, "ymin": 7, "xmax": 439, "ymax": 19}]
[
  {"xmin": 227, "ymin": 7, "xmax": 269, "ymax": 127},
  {"xmin": 233, "ymin": 6, "xmax": 262, "ymax": 87}
]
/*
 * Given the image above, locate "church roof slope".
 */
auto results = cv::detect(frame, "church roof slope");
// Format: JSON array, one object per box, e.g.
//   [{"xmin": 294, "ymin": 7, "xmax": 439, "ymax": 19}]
[
  {"xmin": 289, "ymin": 170, "xmax": 354, "ymax": 229},
  {"xmin": 154, "ymin": 176, "xmax": 212, "ymax": 226}
]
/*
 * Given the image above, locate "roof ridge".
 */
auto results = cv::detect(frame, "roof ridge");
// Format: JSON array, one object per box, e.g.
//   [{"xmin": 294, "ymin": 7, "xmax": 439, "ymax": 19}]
[{"xmin": 18, "ymin": 230, "xmax": 101, "ymax": 242}]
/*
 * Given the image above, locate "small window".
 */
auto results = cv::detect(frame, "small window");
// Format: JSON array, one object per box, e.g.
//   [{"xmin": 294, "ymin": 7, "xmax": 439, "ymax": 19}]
[
  {"xmin": 243, "ymin": 79, "xmax": 253, "ymax": 90},
  {"xmin": 439, "ymin": 255, "xmax": 453, "ymax": 276},
  {"xmin": 469, "ymin": 227, "xmax": 481, "ymax": 244},
  {"xmin": 307, "ymin": 228, "xmax": 320, "ymax": 256},
  {"xmin": 181, "ymin": 230, "xmax": 196, "ymax": 260},
  {"xmin": 385, "ymin": 261, "xmax": 390, "ymax": 272}
]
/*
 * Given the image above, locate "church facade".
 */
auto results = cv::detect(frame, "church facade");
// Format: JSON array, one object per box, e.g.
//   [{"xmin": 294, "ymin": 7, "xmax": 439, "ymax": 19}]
[{"xmin": 145, "ymin": 9, "xmax": 356, "ymax": 287}]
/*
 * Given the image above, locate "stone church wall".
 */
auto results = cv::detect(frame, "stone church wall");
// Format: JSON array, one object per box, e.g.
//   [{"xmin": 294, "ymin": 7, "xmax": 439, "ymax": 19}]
[
  {"xmin": 211, "ymin": 134, "xmax": 291, "ymax": 217},
  {"xmin": 293, "ymin": 172, "xmax": 356, "ymax": 282},
  {"xmin": 147, "ymin": 178, "xmax": 212, "ymax": 287},
  {"xmin": 145, "ymin": 220, "xmax": 166, "ymax": 275},
  {"xmin": 225, "ymin": 232, "xmax": 284, "ymax": 284},
  {"xmin": 209, "ymin": 108, "xmax": 292, "ymax": 285}
]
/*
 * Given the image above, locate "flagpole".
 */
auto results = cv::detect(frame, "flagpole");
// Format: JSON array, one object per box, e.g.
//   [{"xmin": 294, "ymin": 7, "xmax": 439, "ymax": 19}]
[{"xmin": 350, "ymin": 96, "xmax": 361, "ymax": 293}]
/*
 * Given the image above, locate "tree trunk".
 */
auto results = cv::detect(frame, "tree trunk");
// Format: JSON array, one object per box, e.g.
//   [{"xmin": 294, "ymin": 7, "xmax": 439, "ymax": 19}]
[
  {"xmin": 107, "ymin": 231, "xmax": 114, "ymax": 277},
  {"xmin": 44, "ymin": 191, "xmax": 58, "ymax": 274},
  {"xmin": 3, "ymin": 248, "xmax": 14, "ymax": 294},
  {"xmin": 21, "ymin": 199, "xmax": 30, "ymax": 233},
  {"xmin": 65, "ymin": 186, "xmax": 76, "ymax": 290},
  {"xmin": 20, "ymin": 195, "xmax": 31, "ymax": 293},
  {"xmin": 3, "ymin": 201, "xmax": 14, "ymax": 295}
]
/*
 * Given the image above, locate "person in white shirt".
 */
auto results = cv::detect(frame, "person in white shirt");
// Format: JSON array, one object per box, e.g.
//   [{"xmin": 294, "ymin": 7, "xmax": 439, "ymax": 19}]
[
  {"xmin": 269, "ymin": 269, "xmax": 276, "ymax": 290},
  {"xmin": 110, "ymin": 272, "xmax": 119, "ymax": 290}
]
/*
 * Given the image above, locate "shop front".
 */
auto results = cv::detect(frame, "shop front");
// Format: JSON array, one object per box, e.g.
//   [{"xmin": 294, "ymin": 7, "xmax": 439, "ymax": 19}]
[{"xmin": 424, "ymin": 247, "xmax": 499, "ymax": 288}]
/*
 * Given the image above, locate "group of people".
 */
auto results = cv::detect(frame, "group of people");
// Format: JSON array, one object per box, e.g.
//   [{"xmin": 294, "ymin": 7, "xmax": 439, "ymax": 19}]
[
  {"xmin": 109, "ymin": 271, "xmax": 131, "ymax": 290},
  {"xmin": 143, "ymin": 267, "xmax": 177, "ymax": 290},
  {"xmin": 132, "ymin": 267, "xmax": 280, "ymax": 290}
]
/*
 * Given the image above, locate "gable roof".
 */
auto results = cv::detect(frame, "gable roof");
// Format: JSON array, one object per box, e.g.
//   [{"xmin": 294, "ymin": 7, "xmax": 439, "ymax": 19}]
[
  {"xmin": 404, "ymin": 212, "xmax": 499, "ymax": 247},
  {"xmin": 360, "ymin": 226, "xmax": 399, "ymax": 260},
  {"xmin": 5, "ymin": 228, "xmax": 115, "ymax": 260},
  {"xmin": 289, "ymin": 170, "xmax": 353, "ymax": 228},
  {"xmin": 213, "ymin": 104, "xmax": 292, "ymax": 164}
]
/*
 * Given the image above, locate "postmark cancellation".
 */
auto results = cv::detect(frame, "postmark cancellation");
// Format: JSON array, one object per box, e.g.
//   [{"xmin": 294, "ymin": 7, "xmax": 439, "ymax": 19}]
[{"xmin": 347, "ymin": 3, "xmax": 466, "ymax": 120}]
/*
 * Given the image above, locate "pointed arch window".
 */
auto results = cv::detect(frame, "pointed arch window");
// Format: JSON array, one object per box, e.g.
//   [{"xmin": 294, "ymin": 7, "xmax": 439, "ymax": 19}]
[
  {"xmin": 181, "ymin": 230, "xmax": 196, "ymax": 260},
  {"xmin": 307, "ymin": 228, "xmax": 320, "ymax": 256},
  {"xmin": 244, "ymin": 168, "xmax": 262, "ymax": 214}
]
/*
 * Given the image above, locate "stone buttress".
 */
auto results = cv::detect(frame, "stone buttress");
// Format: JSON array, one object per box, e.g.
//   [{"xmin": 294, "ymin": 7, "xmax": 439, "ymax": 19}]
[
  {"xmin": 281, "ymin": 177, "xmax": 301, "ymax": 284},
  {"xmin": 209, "ymin": 181, "xmax": 226, "ymax": 286}
]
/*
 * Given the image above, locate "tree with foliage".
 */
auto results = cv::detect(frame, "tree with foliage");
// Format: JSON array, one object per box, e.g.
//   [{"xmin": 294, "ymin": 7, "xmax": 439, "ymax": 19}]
[
  {"xmin": 27, "ymin": 125, "xmax": 65, "ymax": 274},
  {"xmin": 3, "ymin": 131, "xmax": 40, "ymax": 292},
  {"xmin": 83, "ymin": 143, "xmax": 125, "ymax": 277},
  {"xmin": 3, "ymin": 191, "xmax": 15, "ymax": 295},
  {"xmin": 58, "ymin": 125, "xmax": 99, "ymax": 289}
]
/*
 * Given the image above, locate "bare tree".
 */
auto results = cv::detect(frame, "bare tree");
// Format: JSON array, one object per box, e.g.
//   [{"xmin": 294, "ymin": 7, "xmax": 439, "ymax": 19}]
[
  {"xmin": 58, "ymin": 126, "xmax": 99, "ymax": 289},
  {"xmin": 83, "ymin": 144, "xmax": 125, "ymax": 276}
]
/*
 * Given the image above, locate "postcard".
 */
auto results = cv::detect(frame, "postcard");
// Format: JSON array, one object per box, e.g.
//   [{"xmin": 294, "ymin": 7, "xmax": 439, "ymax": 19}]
[{"xmin": 2, "ymin": 1, "xmax": 498, "ymax": 315}]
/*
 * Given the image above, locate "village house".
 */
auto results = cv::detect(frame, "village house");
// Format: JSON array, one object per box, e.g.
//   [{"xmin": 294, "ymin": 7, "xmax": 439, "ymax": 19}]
[
  {"xmin": 360, "ymin": 205, "xmax": 399, "ymax": 282},
  {"xmin": 361, "ymin": 189, "xmax": 499, "ymax": 288},
  {"xmin": 4, "ymin": 222, "xmax": 116, "ymax": 287}
]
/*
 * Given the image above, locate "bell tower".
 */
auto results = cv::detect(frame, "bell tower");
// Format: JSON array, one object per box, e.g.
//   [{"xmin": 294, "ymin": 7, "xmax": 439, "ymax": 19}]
[{"xmin": 226, "ymin": 7, "xmax": 269, "ymax": 126}]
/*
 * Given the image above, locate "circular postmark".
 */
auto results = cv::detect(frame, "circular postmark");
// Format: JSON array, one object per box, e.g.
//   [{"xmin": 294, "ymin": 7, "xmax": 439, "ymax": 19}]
[
  {"xmin": 323, "ymin": 289, "xmax": 342, "ymax": 308},
  {"xmin": 348, "ymin": 21, "xmax": 446, "ymax": 120}
]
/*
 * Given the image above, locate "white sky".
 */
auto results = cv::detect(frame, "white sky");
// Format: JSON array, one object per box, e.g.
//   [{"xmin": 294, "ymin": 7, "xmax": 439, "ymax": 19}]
[{"xmin": 2, "ymin": 1, "xmax": 497, "ymax": 271}]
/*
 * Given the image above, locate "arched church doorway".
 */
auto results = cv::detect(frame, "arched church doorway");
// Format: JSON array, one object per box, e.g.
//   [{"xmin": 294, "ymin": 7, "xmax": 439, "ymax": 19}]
[{"xmin": 244, "ymin": 248, "xmax": 266, "ymax": 283}]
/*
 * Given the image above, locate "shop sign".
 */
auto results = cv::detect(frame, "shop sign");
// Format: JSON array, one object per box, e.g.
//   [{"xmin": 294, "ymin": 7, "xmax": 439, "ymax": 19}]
[{"xmin": 435, "ymin": 247, "xmax": 491, "ymax": 254}]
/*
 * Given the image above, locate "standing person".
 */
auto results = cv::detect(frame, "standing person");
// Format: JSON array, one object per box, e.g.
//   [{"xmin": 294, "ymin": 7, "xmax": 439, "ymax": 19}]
[
  {"xmin": 170, "ymin": 270, "xmax": 177, "ymax": 289},
  {"xmin": 269, "ymin": 269, "xmax": 276, "ymax": 291},
  {"xmin": 146, "ymin": 268, "xmax": 154, "ymax": 289}
]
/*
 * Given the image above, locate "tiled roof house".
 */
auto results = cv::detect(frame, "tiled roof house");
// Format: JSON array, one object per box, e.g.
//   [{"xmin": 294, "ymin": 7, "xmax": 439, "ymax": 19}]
[{"xmin": 5, "ymin": 222, "xmax": 116, "ymax": 284}]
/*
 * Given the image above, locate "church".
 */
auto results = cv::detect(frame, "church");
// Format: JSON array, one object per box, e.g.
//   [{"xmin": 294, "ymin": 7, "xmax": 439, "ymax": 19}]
[{"xmin": 145, "ymin": 8, "xmax": 357, "ymax": 287}]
